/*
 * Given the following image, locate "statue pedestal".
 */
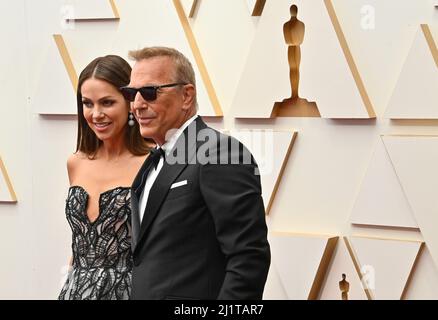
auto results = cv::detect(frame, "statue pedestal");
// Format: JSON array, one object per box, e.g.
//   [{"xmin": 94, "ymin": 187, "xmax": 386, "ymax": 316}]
[{"xmin": 272, "ymin": 97, "xmax": 321, "ymax": 117}]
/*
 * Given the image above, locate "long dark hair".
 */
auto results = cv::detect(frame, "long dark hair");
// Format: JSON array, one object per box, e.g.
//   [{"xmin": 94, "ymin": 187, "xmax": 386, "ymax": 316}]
[{"xmin": 75, "ymin": 55, "xmax": 151, "ymax": 158}]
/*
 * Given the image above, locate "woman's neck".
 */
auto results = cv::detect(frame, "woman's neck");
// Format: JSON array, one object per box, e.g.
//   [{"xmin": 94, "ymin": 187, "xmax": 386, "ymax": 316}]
[{"xmin": 99, "ymin": 134, "xmax": 129, "ymax": 161}]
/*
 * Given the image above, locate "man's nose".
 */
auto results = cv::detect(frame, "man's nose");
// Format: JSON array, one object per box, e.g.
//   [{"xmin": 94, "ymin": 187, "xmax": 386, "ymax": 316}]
[{"xmin": 133, "ymin": 92, "xmax": 147, "ymax": 110}]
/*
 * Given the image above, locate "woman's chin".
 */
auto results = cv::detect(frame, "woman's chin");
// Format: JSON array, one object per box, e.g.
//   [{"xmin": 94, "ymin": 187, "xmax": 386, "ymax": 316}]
[{"xmin": 93, "ymin": 130, "xmax": 113, "ymax": 141}]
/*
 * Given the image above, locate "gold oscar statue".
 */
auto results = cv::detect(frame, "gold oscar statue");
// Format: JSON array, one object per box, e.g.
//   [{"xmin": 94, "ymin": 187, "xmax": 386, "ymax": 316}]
[
  {"xmin": 283, "ymin": 4, "xmax": 304, "ymax": 100},
  {"xmin": 273, "ymin": 4, "xmax": 320, "ymax": 117},
  {"xmin": 339, "ymin": 273, "xmax": 350, "ymax": 300}
]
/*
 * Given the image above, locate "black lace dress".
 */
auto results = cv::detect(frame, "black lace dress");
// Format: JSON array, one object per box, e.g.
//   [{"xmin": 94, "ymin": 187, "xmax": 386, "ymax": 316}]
[{"xmin": 58, "ymin": 186, "xmax": 133, "ymax": 300}]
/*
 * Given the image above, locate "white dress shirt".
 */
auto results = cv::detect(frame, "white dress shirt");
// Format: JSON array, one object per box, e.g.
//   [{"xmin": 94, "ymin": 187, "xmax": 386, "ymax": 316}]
[{"xmin": 138, "ymin": 114, "xmax": 198, "ymax": 222}]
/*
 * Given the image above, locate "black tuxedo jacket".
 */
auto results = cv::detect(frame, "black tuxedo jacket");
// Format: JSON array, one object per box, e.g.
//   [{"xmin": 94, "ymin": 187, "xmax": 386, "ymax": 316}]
[{"xmin": 130, "ymin": 116, "xmax": 270, "ymax": 300}]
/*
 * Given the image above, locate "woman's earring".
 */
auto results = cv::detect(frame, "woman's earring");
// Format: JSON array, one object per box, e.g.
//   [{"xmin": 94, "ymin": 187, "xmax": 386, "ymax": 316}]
[{"xmin": 128, "ymin": 112, "xmax": 135, "ymax": 127}]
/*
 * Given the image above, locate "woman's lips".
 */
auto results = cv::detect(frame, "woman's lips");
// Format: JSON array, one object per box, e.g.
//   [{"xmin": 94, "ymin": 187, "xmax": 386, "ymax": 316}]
[{"xmin": 93, "ymin": 122, "xmax": 111, "ymax": 132}]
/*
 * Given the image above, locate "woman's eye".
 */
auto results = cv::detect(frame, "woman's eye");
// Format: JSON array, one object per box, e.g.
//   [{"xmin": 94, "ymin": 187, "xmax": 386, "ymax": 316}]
[
  {"xmin": 102, "ymin": 100, "xmax": 115, "ymax": 107},
  {"xmin": 82, "ymin": 101, "xmax": 93, "ymax": 108}
]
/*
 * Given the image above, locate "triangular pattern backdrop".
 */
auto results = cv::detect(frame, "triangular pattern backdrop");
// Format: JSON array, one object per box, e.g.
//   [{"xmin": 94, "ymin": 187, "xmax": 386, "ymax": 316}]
[
  {"xmin": 231, "ymin": 0, "xmax": 375, "ymax": 118},
  {"xmin": 385, "ymin": 25, "xmax": 438, "ymax": 119},
  {"xmin": 6, "ymin": 0, "xmax": 438, "ymax": 299},
  {"xmin": 350, "ymin": 136, "xmax": 418, "ymax": 229},
  {"xmin": 348, "ymin": 236, "xmax": 423, "ymax": 300},
  {"xmin": 31, "ymin": 0, "xmax": 222, "ymax": 117}
]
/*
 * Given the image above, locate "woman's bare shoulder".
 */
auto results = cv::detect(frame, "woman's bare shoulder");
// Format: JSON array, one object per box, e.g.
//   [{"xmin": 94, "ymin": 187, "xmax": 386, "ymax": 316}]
[
  {"xmin": 67, "ymin": 152, "xmax": 91, "ymax": 171},
  {"xmin": 67, "ymin": 152, "xmax": 96, "ymax": 185},
  {"xmin": 67, "ymin": 152, "xmax": 85, "ymax": 164}
]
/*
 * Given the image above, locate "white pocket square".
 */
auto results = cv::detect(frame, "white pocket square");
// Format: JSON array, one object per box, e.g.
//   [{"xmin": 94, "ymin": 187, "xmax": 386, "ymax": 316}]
[{"xmin": 170, "ymin": 180, "xmax": 188, "ymax": 189}]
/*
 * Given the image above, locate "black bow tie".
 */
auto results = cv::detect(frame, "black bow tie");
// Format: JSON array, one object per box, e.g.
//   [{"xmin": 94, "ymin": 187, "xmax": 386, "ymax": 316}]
[{"xmin": 149, "ymin": 147, "xmax": 165, "ymax": 169}]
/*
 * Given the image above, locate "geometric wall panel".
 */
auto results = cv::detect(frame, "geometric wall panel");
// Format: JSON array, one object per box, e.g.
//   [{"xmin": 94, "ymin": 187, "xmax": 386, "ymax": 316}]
[
  {"xmin": 34, "ymin": 1, "xmax": 222, "ymax": 117},
  {"xmin": 269, "ymin": 232, "xmax": 338, "ymax": 299},
  {"xmin": 173, "ymin": 0, "xmax": 223, "ymax": 116},
  {"xmin": 263, "ymin": 262, "xmax": 288, "ymax": 299},
  {"xmin": 231, "ymin": 0, "xmax": 375, "ymax": 118},
  {"xmin": 385, "ymin": 25, "xmax": 438, "ymax": 119},
  {"xmin": 63, "ymin": 0, "xmax": 119, "ymax": 21},
  {"xmin": 350, "ymin": 136, "xmax": 418, "ymax": 229},
  {"xmin": 319, "ymin": 237, "xmax": 369, "ymax": 300},
  {"xmin": 403, "ymin": 245, "xmax": 438, "ymax": 300},
  {"xmin": 228, "ymin": 130, "xmax": 297, "ymax": 214},
  {"xmin": 33, "ymin": 35, "xmax": 77, "ymax": 115},
  {"xmin": 0, "ymin": 156, "xmax": 17, "ymax": 203},
  {"xmin": 348, "ymin": 236, "xmax": 423, "ymax": 300},
  {"xmin": 383, "ymin": 135, "xmax": 438, "ymax": 269}
]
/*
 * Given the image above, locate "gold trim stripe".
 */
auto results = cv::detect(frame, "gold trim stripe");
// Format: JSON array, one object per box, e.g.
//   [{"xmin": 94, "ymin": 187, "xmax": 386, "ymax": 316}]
[
  {"xmin": 189, "ymin": 0, "xmax": 199, "ymax": 18},
  {"xmin": 0, "ymin": 156, "xmax": 17, "ymax": 203},
  {"xmin": 401, "ymin": 242, "xmax": 425, "ymax": 300},
  {"xmin": 421, "ymin": 24, "xmax": 438, "ymax": 69},
  {"xmin": 109, "ymin": 0, "xmax": 120, "ymax": 19},
  {"xmin": 266, "ymin": 131, "xmax": 297, "ymax": 215},
  {"xmin": 343, "ymin": 236, "xmax": 373, "ymax": 300},
  {"xmin": 324, "ymin": 0, "xmax": 376, "ymax": 118},
  {"xmin": 309, "ymin": 236, "xmax": 339, "ymax": 300},
  {"xmin": 251, "ymin": 0, "xmax": 266, "ymax": 16},
  {"xmin": 173, "ymin": 0, "xmax": 223, "ymax": 116},
  {"xmin": 53, "ymin": 34, "xmax": 78, "ymax": 92}
]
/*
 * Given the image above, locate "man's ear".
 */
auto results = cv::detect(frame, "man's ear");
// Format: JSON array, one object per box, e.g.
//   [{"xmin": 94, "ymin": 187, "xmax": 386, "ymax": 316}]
[{"xmin": 181, "ymin": 84, "xmax": 196, "ymax": 111}]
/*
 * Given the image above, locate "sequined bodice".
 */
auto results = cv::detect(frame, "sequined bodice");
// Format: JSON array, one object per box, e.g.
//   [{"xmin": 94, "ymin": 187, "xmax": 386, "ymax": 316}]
[
  {"xmin": 66, "ymin": 186, "xmax": 132, "ymax": 269},
  {"xmin": 59, "ymin": 186, "xmax": 132, "ymax": 300}
]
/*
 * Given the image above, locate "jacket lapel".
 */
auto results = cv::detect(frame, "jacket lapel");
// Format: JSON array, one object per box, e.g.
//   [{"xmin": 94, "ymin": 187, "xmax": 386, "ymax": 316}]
[
  {"xmin": 134, "ymin": 117, "xmax": 203, "ymax": 253},
  {"xmin": 131, "ymin": 155, "xmax": 155, "ymax": 251},
  {"xmin": 135, "ymin": 162, "xmax": 187, "ymax": 250}
]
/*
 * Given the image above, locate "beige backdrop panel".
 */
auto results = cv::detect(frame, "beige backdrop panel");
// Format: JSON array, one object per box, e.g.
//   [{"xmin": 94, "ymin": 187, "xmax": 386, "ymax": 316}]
[
  {"xmin": 269, "ymin": 232, "xmax": 338, "ymax": 300},
  {"xmin": 332, "ymin": 0, "xmax": 437, "ymax": 117},
  {"xmin": 231, "ymin": 0, "xmax": 373, "ymax": 118},
  {"xmin": 29, "ymin": 0, "xmax": 219, "ymax": 116},
  {"xmin": 404, "ymin": 245, "xmax": 438, "ymax": 299},
  {"xmin": 383, "ymin": 136, "xmax": 438, "ymax": 269},
  {"xmin": 349, "ymin": 136, "xmax": 418, "ymax": 228},
  {"xmin": 61, "ymin": 0, "xmax": 118, "ymax": 20},
  {"xmin": 0, "ymin": 0, "xmax": 37, "ymax": 299},
  {"xmin": 33, "ymin": 35, "xmax": 77, "ymax": 114},
  {"xmin": 349, "ymin": 236, "xmax": 423, "ymax": 300},
  {"xmin": 182, "ymin": 0, "xmax": 257, "ymax": 115},
  {"xmin": 385, "ymin": 25, "xmax": 438, "ymax": 119},
  {"xmin": 2, "ymin": 0, "xmax": 438, "ymax": 299}
]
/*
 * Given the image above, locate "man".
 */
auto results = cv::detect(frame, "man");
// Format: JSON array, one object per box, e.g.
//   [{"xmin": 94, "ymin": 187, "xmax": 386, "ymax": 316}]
[{"xmin": 122, "ymin": 46, "xmax": 270, "ymax": 300}]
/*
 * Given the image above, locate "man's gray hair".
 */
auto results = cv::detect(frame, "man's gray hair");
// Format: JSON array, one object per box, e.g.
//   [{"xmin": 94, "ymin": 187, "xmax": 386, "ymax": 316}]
[{"xmin": 129, "ymin": 46, "xmax": 197, "ymax": 109}]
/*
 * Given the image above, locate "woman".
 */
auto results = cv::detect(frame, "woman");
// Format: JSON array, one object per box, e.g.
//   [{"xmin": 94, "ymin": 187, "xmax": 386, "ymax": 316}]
[{"xmin": 58, "ymin": 55, "xmax": 152, "ymax": 300}]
